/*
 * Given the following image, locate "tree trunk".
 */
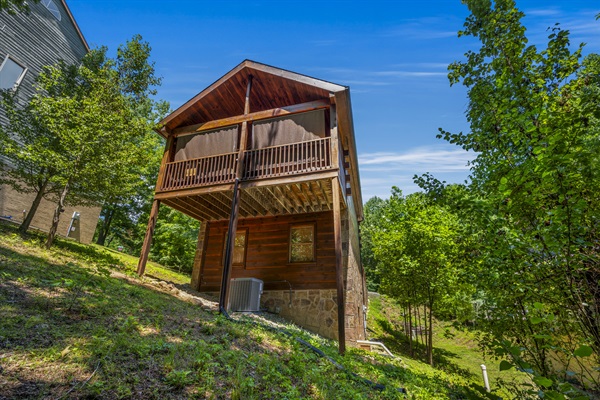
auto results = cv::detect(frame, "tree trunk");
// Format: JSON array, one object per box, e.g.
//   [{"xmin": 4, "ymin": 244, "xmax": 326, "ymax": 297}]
[
  {"xmin": 96, "ymin": 204, "xmax": 115, "ymax": 246},
  {"xmin": 18, "ymin": 178, "xmax": 49, "ymax": 235},
  {"xmin": 45, "ymin": 181, "xmax": 70, "ymax": 249},
  {"xmin": 428, "ymin": 304, "xmax": 434, "ymax": 366},
  {"xmin": 408, "ymin": 302, "xmax": 414, "ymax": 357}
]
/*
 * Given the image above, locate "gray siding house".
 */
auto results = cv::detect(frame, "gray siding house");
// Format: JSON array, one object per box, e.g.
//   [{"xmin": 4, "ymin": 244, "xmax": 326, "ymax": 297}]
[{"xmin": 0, "ymin": 0, "xmax": 101, "ymax": 243}]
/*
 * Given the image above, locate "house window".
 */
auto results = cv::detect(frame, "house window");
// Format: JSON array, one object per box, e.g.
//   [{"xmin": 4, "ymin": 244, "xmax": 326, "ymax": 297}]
[
  {"xmin": 290, "ymin": 224, "xmax": 315, "ymax": 263},
  {"xmin": 0, "ymin": 56, "xmax": 27, "ymax": 90},
  {"xmin": 223, "ymin": 229, "xmax": 247, "ymax": 266},
  {"xmin": 41, "ymin": 0, "xmax": 61, "ymax": 21}
]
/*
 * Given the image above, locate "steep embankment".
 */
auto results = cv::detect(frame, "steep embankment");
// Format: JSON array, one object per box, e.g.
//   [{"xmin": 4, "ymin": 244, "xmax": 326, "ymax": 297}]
[{"xmin": 0, "ymin": 222, "xmax": 496, "ymax": 399}]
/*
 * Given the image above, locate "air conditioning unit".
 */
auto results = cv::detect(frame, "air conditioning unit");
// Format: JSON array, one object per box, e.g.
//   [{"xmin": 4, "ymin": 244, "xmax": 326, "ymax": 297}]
[{"xmin": 229, "ymin": 278, "xmax": 263, "ymax": 312}]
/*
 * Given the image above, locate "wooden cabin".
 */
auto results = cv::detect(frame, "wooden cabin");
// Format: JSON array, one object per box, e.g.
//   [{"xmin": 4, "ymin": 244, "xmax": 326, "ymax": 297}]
[{"xmin": 137, "ymin": 60, "xmax": 367, "ymax": 352}]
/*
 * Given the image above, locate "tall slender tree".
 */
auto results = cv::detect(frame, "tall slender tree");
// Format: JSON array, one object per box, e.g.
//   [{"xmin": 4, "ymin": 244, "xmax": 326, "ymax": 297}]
[{"xmin": 434, "ymin": 0, "xmax": 600, "ymax": 393}]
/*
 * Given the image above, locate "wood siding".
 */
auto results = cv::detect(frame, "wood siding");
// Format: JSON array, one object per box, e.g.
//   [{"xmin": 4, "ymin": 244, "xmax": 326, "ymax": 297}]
[
  {"xmin": 197, "ymin": 211, "xmax": 336, "ymax": 292},
  {"xmin": 0, "ymin": 1, "xmax": 87, "ymax": 127}
]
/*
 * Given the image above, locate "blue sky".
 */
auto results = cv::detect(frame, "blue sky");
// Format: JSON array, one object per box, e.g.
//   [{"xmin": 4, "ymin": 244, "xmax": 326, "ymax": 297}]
[{"xmin": 68, "ymin": 0, "xmax": 599, "ymax": 201}]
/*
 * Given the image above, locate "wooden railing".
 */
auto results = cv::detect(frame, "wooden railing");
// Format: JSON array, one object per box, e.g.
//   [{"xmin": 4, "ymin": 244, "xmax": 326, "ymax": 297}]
[
  {"xmin": 160, "ymin": 152, "xmax": 237, "ymax": 191},
  {"xmin": 158, "ymin": 137, "xmax": 332, "ymax": 192},
  {"xmin": 243, "ymin": 137, "xmax": 332, "ymax": 180}
]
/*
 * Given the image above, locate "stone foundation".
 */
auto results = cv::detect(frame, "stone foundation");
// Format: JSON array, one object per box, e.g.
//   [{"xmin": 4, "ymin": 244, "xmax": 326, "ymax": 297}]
[{"xmin": 261, "ymin": 289, "xmax": 338, "ymax": 340}]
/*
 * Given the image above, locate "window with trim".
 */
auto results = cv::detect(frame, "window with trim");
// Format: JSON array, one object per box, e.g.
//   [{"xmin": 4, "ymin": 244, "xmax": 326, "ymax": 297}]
[
  {"xmin": 223, "ymin": 229, "xmax": 247, "ymax": 266},
  {"xmin": 289, "ymin": 224, "xmax": 315, "ymax": 263},
  {"xmin": 41, "ymin": 0, "xmax": 61, "ymax": 20},
  {"xmin": 0, "ymin": 56, "xmax": 27, "ymax": 90}
]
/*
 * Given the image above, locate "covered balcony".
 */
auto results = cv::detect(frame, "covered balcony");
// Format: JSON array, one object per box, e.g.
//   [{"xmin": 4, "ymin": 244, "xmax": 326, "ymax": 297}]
[{"xmin": 158, "ymin": 137, "xmax": 333, "ymax": 192}]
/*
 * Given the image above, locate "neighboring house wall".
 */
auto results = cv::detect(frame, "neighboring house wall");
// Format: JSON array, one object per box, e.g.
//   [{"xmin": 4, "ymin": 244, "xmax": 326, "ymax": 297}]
[
  {"xmin": 0, "ymin": 183, "xmax": 98, "ymax": 244},
  {"xmin": 0, "ymin": 1, "xmax": 100, "ymax": 243},
  {"xmin": 0, "ymin": 0, "xmax": 88, "ymax": 121}
]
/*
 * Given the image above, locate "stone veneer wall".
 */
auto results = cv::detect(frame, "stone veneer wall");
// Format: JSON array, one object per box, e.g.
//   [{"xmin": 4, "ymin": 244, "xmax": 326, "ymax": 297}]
[
  {"xmin": 0, "ymin": 184, "xmax": 101, "ymax": 244},
  {"xmin": 342, "ymin": 202, "xmax": 368, "ymax": 344},
  {"xmin": 261, "ymin": 289, "xmax": 338, "ymax": 340}
]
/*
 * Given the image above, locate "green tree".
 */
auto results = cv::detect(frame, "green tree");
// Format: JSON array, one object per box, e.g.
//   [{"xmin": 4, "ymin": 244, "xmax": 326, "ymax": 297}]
[
  {"xmin": 360, "ymin": 196, "xmax": 388, "ymax": 291},
  {"xmin": 0, "ymin": 91, "xmax": 59, "ymax": 234},
  {"xmin": 0, "ymin": 35, "xmax": 163, "ymax": 248},
  {"xmin": 142, "ymin": 207, "xmax": 200, "ymax": 274},
  {"xmin": 94, "ymin": 101, "xmax": 169, "ymax": 247},
  {"xmin": 0, "ymin": 0, "xmax": 38, "ymax": 14},
  {"xmin": 437, "ymin": 0, "xmax": 600, "ymax": 393},
  {"xmin": 374, "ymin": 189, "xmax": 467, "ymax": 366}
]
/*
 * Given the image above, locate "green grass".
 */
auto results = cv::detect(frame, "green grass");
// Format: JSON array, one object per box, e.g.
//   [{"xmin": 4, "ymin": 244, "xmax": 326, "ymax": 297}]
[
  {"xmin": 0, "ymin": 222, "xmax": 502, "ymax": 399},
  {"xmin": 366, "ymin": 294, "xmax": 532, "ymax": 398}
]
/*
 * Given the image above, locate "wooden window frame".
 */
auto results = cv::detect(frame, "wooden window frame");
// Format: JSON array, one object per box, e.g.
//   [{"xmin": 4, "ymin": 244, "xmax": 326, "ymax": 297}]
[
  {"xmin": 222, "ymin": 228, "xmax": 248, "ymax": 268},
  {"xmin": 289, "ymin": 222, "xmax": 316, "ymax": 264}
]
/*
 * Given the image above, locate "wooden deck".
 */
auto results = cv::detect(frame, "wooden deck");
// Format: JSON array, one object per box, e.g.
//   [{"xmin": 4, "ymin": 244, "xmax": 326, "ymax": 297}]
[{"xmin": 158, "ymin": 137, "xmax": 333, "ymax": 193}]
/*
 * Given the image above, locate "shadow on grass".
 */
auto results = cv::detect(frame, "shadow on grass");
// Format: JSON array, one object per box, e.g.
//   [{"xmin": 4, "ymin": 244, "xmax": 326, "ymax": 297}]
[
  {"xmin": 0, "ymin": 232, "xmax": 499, "ymax": 399},
  {"xmin": 373, "ymin": 317, "xmax": 477, "ymax": 381}
]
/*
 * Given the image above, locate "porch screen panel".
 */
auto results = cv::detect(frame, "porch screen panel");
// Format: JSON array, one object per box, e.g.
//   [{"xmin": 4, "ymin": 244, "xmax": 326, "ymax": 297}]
[
  {"xmin": 251, "ymin": 109, "xmax": 325, "ymax": 149},
  {"xmin": 174, "ymin": 125, "xmax": 238, "ymax": 161}
]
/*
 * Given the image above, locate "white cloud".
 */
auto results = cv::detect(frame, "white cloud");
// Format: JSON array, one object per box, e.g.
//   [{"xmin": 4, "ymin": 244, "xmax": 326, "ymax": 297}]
[
  {"xmin": 524, "ymin": 8, "xmax": 562, "ymax": 17},
  {"xmin": 359, "ymin": 147, "xmax": 473, "ymax": 170},
  {"xmin": 372, "ymin": 70, "xmax": 447, "ymax": 78},
  {"xmin": 357, "ymin": 146, "xmax": 474, "ymax": 199}
]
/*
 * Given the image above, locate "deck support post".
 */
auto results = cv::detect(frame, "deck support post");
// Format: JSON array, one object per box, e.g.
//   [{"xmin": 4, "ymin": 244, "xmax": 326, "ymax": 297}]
[
  {"xmin": 219, "ymin": 75, "xmax": 253, "ymax": 313},
  {"xmin": 137, "ymin": 199, "xmax": 160, "ymax": 276},
  {"xmin": 332, "ymin": 177, "xmax": 346, "ymax": 354},
  {"xmin": 191, "ymin": 221, "xmax": 210, "ymax": 291}
]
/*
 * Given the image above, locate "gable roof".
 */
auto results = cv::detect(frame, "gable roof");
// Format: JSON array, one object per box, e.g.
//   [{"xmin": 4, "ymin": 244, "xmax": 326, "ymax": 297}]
[
  {"xmin": 159, "ymin": 60, "xmax": 364, "ymax": 220},
  {"xmin": 60, "ymin": 0, "xmax": 89, "ymax": 52},
  {"xmin": 160, "ymin": 60, "xmax": 347, "ymax": 133}
]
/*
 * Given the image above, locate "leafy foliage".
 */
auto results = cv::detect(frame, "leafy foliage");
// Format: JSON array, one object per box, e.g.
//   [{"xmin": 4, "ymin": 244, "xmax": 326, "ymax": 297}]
[
  {"xmin": 372, "ymin": 189, "xmax": 473, "ymax": 365},
  {"xmin": 0, "ymin": 0, "xmax": 38, "ymax": 14},
  {"xmin": 418, "ymin": 0, "xmax": 600, "ymax": 397},
  {"xmin": 146, "ymin": 207, "xmax": 200, "ymax": 274},
  {"xmin": 0, "ymin": 35, "xmax": 164, "ymax": 248},
  {"xmin": 360, "ymin": 196, "xmax": 388, "ymax": 291}
]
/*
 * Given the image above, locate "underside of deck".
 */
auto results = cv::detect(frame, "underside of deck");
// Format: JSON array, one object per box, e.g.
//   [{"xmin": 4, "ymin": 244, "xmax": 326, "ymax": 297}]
[{"xmin": 158, "ymin": 175, "xmax": 343, "ymax": 222}]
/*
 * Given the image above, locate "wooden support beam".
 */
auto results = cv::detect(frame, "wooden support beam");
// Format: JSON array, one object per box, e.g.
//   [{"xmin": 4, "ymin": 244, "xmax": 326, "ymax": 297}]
[
  {"xmin": 206, "ymin": 192, "xmax": 234, "ymax": 214},
  {"xmin": 155, "ymin": 182, "xmax": 235, "ymax": 200},
  {"xmin": 155, "ymin": 135, "xmax": 174, "ymax": 192},
  {"xmin": 219, "ymin": 75, "xmax": 253, "ymax": 312},
  {"xmin": 302, "ymin": 182, "xmax": 320, "ymax": 211},
  {"xmin": 268, "ymin": 186, "xmax": 292, "ymax": 214},
  {"xmin": 248, "ymin": 187, "xmax": 278, "ymax": 215},
  {"xmin": 332, "ymin": 177, "xmax": 346, "ymax": 354},
  {"xmin": 281, "ymin": 185, "xmax": 304, "ymax": 213},
  {"xmin": 187, "ymin": 195, "xmax": 228, "ymax": 220},
  {"xmin": 315, "ymin": 180, "xmax": 332, "ymax": 210},
  {"xmin": 172, "ymin": 99, "xmax": 330, "ymax": 136},
  {"xmin": 293, "ymin": 183, "xmax": 314, "ymax": 212},
  {"xmin": 191, "ymin": 222, "xmax": 209, "ymax": 291},
  {"xmin": 137, "ymin": 199, "xmax": 160, "ymax": 276},
  {"xmin": 242, "ymin": 189, "xmax": 271, "ymax": 216},
  {"xmin": 164, "ymin": 197, "xmax": 211, "ymax": 221}
]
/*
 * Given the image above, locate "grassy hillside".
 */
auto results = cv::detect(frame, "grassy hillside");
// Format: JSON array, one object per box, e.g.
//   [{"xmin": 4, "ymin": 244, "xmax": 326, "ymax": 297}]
[
  {"xmin": 367, "ymin": 294, "xmax": 532, "ymax": 399},
  {"xmin": 1, "ymin": 222, "xmax": 499, "ymax": 399}
]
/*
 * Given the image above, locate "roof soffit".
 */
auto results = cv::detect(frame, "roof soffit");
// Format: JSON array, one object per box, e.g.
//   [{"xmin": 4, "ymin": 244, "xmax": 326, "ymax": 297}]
[{"xmin": 161, "ymin": 60, "xmax": 347, "ymax": 132}]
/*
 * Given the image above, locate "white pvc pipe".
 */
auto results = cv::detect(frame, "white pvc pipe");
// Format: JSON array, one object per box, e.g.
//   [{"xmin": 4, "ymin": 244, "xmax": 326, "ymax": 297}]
[
  {"xmin": 356, "ymin": 340, "xmax": 398, "ymax": 359},
  {"xmin": 480, "ymin": 364, "xmax": 490, "ymax": 392}
]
